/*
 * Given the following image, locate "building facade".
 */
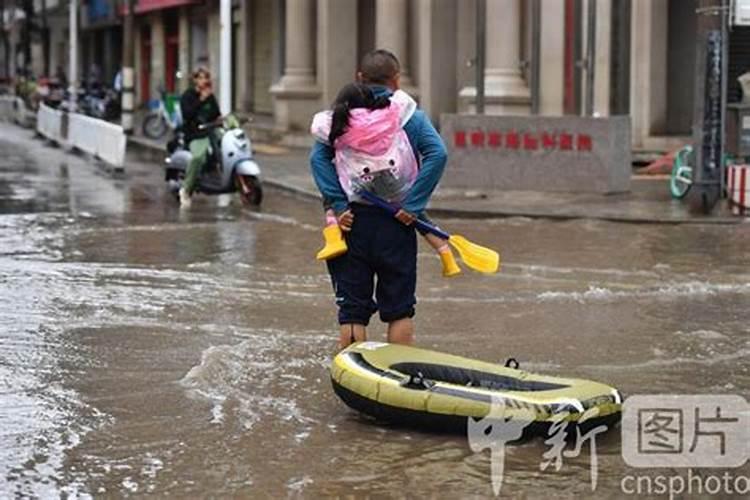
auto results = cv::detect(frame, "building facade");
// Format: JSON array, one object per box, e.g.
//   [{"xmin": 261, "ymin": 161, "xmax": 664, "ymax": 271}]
[
  {"xmin": 79, "ymin": 0, "xmax": 122, "ymax": 88},
  {"xmin": 13, "ymin": 0, "xmax": 750, "ymax": 153},
  {"xmin": 233, "ymin": 0, "xmax": 750, "ymax": 153}
]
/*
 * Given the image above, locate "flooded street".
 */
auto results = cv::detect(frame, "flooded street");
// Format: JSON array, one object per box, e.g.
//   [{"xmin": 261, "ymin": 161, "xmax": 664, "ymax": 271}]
[{"xmin": 2, "ymin": 124, "xmax": 750, "ymax": 498}]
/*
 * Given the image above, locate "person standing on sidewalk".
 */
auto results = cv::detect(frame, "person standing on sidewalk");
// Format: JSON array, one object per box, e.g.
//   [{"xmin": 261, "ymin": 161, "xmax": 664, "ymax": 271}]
[
  {"xmin": 178, "ymin": 67, "xmax": 221, "ymax": 207},
  {"xmin": 309, "ymin": 49, "xmax": 448, "ymax": 350}
]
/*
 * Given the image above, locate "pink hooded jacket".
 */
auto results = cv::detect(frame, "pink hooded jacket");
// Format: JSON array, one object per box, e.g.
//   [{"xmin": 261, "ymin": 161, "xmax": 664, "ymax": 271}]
[{"xmin": 310, "ymin": 90, "xmax": 419, "ymax": 203}]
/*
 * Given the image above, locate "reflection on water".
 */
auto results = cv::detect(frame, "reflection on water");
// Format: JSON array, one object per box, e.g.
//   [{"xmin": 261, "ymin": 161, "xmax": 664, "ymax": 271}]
[{"xmin": 1, "ymin": 130, "xmax": 750, "ymax": 497}]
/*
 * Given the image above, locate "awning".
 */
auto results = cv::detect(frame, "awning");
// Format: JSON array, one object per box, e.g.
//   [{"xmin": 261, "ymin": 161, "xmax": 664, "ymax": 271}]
[{"xmin": 120, "ymin": 0, "xmax": 202, "ymax": 15}]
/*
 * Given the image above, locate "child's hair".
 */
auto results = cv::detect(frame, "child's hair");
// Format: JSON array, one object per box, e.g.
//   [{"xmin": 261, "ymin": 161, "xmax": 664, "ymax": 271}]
[
  {"xmin": 359, "ymin": 49, "xmax": 401, "ymax": 85},
  {"xmin": 328, "ymin": 82, "xmax": 390, "ymax": 146}
]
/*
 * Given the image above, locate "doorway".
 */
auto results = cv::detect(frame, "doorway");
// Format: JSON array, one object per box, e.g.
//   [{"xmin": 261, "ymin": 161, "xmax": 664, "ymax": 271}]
[
  {"xmin": 164, "ymin": 12, "xmax": 179, "ymax": 93},
  {"xmin": 665, "ymin": 0, "xmax": 696, "ymax": 135}
]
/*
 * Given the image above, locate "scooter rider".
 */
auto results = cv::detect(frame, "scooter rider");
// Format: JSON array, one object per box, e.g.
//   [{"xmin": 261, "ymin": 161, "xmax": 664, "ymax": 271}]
[{"xmin": 179, "ymin": 67, "xmax": 221, "ymax": 207}]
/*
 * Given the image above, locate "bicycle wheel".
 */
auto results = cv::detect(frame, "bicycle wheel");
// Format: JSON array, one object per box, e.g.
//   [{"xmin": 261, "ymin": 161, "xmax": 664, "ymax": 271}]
[
  {"xmin": 143, "ymin": 114, "xmax": 167, "ymax": 139},
  {"xmin": 670, "ymin": 146, "xmax": 693, "ymax": 199}
]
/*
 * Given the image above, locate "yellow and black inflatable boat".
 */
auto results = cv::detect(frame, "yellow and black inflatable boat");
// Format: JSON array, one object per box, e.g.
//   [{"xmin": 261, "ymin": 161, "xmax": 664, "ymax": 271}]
[{"xmin": 331, "ymin": 342, "xmax": 622, "ymax": 436}]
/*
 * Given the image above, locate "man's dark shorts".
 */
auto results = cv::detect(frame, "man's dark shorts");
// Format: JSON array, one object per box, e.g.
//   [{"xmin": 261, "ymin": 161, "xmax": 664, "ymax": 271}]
[{"xmin": 326, "ymin": 203, "xmax": 417, "ymax": 325}]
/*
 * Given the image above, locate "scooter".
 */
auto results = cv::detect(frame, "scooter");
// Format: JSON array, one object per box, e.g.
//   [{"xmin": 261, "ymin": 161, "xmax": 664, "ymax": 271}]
[
  {"xmin": 82, "ymin": 87, "xmax": 121, "ymax": 121},
  {"xmin": 164, "ymin": 116, "xmax": 263, "ymax": 206}
]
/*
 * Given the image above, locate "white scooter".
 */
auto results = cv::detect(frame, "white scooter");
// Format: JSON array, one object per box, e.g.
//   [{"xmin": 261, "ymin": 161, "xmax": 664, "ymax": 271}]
[{"xmin": 164, "ymin": 116, "xmax": 263, "ymax": 205}]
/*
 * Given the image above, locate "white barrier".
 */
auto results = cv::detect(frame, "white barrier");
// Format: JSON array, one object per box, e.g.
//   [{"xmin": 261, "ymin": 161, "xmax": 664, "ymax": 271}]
[
  {"xmin": 36, "ymin": 103, "xmax": 64, "ymax": 143},
  {"xmin": 33, "ymin": 104, "xmax": 127, "ymax": 169},
  {"xmin": 67, "ymin": 113, "xmax": 126, "ymax": 168}
]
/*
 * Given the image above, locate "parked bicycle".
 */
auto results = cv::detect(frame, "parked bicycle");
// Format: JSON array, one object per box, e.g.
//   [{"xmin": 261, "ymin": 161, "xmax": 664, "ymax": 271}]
[
  {"xmin": 142, "ymin": 86, "xmax": 182, "ymax": 140},
  {"xmin": 670, "ymin": 145, "xmax": 693, "ymax": 199},
  {"xmin": 670, "ymin": 145, "xmax": 740, "ymax": 200}
]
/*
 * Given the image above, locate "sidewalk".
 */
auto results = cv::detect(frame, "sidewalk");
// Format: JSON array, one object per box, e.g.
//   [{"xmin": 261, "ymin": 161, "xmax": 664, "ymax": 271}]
[{"xmin": 127, "ymin": 134, "xmax": 744, "ymax": 225}]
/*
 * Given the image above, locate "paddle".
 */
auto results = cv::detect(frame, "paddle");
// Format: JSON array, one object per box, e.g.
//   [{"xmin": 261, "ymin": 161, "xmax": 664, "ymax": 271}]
[{"xmin": 356, "ymin": 190, "xmax": 500, "ymax": 274}]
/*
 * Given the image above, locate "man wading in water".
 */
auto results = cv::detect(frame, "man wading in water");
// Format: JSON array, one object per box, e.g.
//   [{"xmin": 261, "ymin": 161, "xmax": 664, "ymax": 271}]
[{"xmin": 309, "ymin": 49, "xmax": 448, "ymax": 350}]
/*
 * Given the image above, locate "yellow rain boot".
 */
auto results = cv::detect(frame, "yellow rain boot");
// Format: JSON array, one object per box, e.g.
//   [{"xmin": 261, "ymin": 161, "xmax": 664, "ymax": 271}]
[
  {"xmin": 439, "ymin": 248, "xmax": 461, "ymax": 277},
  {"xmin": 316, "ymin": 224, "xmax": 348, "ymax": 260}
]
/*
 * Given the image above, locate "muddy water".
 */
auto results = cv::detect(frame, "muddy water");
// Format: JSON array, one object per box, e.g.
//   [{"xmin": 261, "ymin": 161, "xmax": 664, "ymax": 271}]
[{"xmin": 1, "ymin": 126, "xmax": 750, "ymax": 498}]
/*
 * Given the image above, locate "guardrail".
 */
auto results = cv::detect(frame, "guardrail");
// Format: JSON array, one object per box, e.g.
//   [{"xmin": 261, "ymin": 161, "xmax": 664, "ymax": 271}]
[{"xmin": 35, "ymin": 103, "xmax": 126, "ymax": 169}]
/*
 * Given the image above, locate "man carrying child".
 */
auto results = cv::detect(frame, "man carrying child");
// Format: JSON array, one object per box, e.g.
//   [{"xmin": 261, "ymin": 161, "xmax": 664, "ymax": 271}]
[{"xmin": 309, "ymin": 49, "xmax": 449, "ymax": 350}]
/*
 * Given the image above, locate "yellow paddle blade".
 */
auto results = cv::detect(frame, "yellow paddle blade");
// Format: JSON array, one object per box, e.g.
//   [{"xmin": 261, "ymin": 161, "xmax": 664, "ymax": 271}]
[{"xmin": 448, "ymin": 235, "xmax": 500, "ymax": 274}]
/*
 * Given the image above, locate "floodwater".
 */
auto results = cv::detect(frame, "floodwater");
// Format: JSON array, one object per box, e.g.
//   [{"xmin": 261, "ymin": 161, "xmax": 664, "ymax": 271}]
[{"xmin": 1, "ymin": 124, "xmax": 749, "ymax": 498}]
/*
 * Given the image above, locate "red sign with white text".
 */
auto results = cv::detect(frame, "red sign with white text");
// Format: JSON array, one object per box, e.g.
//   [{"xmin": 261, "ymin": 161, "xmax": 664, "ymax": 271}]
[{"xmin": 453, "ymin": 130, "xmax": 593, "ymax": 153}]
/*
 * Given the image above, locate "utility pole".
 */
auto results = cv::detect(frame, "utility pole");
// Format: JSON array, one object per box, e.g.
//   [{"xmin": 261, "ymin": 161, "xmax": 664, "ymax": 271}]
[
  {"xmin": 41, "ymin": 0, "xmax": 49, "ymax": 76},
  {"xmin": 68, "ymin": 0, "xmax": 77, "ymax": 111},
  {"xmin": 8, "ymin": 1, "xmax": 15, "ymax": 80},
  {"xmin": 219, "ymin": 0, "xmax": 231, "ymax": 114},
  {"xmin": 0, "ymin": 0, "xmax": 7, "ymax": 80},
  {"xmin": 21, "ymin": 0, "xmax": 32, "ymax": 74},
  {"xmin": 584, "ymin": 0, "xmax": 597, "ymax": 116},
  {"xmin": 690, "ymin": 0, "xmax": 727, "ymax": 214},
  {"xmin": 121, "ymin": 0, "xmax": 135, "ymax": 133},
  {"xmin": 530, "ymin": 0, "xmax": 541, "ymax": 115},
  {"xmin": 475, "ymin": 0, "xmax": 485, "ymax": 114}
]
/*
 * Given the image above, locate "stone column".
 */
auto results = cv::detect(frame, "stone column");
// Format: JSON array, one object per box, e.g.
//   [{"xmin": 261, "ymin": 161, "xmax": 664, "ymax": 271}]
[
  {"xmin": 207, "ymin": 9, "xmax": 220, "ymax": 94},
  {"xmin": 271, "ymin": 0, "xmax": 320, "ymax": 131},
  {"xmin": 178, "ymin": 7, "xmax": 191, "ymax": 92},
  {"xmin": 630, "ymin": 0, "xmax": 668, "ymax": 150},
  {"xmin": 375, "ymin": 0, "xmax": 414, "ymax": 90},
  {"xmin": 150, "ymin": 14, "xmax": 165, "ymax": 102},
  {"xmin": 539, "ymin": 0, "xmax": 565, "ymax": 115},
  {"xmin": 592, "ymin": 0, "xmax": 612, "ymax": 117},
  {"xmin": 237, "ymin": 0, "xmax": 252, "ymax": 110},
  {"xmin": 318, "ymin": 0, "xmax": 358, "ymax": 106},
  {"xmin": 416, "ymin": 0, "xmax": 457, "ymax": 122},
  {"xmin": 459, "ymin": 0, "xmax": 530, "ymax": 114}
]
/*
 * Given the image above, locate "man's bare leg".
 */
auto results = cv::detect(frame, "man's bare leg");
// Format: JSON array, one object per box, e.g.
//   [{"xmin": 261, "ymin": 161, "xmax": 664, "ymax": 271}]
[
  {"xmin": 339, "ymin": 323, "xmax": 367, "ymax": 350},
  {"xmin": 387, "ymin": 318, "xmax": 414, "ymax": 345}
]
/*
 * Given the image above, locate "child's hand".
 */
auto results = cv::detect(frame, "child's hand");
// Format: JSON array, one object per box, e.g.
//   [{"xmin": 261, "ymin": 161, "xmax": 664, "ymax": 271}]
[
  {"xmin": 337, "ymin": 210, "xmax": 354, "ymax": 231},
  {"xmin": 394, "ymin": 209, "xmax": 415, "ymax": 226}
]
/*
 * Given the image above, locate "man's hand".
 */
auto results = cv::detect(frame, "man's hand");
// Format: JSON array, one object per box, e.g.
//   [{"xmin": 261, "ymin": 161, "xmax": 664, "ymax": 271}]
[
  {"xmin": 394, "ymin": 209, "xmax": 415, "ymax": 226},
  {"xmin": 337, "ymin": 210, "xmax": 354, "ymax": 232}
]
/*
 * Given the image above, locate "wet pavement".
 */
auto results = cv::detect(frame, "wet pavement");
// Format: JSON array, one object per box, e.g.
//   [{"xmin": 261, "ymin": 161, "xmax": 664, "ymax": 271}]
[{"xmin": 2, "ymin": 122, "xmax": 750, "ymax": 498}]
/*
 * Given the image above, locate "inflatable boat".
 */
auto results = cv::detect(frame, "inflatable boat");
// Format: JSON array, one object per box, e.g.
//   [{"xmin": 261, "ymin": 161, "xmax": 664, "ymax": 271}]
[{"xmin": 331, "ymin": 342, "xmax": 622, "ymax": 436}]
